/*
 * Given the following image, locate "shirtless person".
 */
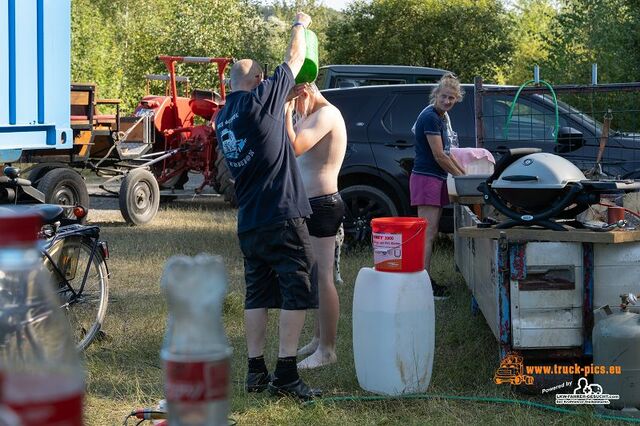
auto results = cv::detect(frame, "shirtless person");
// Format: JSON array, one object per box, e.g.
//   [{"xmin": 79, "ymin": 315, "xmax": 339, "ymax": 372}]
[{"xmin": 285, "ymin": 82, "xmax": 347, "ymax": 369}]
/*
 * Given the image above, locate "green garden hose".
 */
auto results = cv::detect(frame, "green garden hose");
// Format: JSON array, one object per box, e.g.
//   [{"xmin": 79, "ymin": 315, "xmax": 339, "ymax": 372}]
[
  {"xmin": 503, "ymin": 79, "xmax": 560, "ymax": 143},
  {"xmin": 303, "ymin": 393, "xmax": 640, "ymax": 423}
]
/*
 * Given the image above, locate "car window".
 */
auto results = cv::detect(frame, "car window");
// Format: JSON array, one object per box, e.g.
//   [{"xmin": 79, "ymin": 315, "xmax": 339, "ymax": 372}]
[
  {"xmin": 483, "ymin": 96, "xmax": 568, "ymax": 142},
  {"xmin": 325, "ymin": 91, "xmax": 387, "ymax": 140},
  {"xmin": 447, "ymin": 96, "xmax": 475, "ymax": 140},
  {"xmin": 316, "ymin": 69, "xmax": 327, "ymax": 89},
  {"xmin": 332, "ymin": 77, "xmax": 406, "ymax": 88},
  {"xmin": 380, "ymin": 92, "xmax": 430, "ymax": 141},
  {"xmin": 415, "ymin": 76, "xmax": 445, "ymax": 84}
]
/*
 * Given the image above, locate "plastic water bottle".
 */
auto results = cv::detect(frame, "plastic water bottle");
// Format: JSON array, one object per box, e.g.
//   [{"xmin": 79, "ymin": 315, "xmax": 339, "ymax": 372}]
[
  {"xmin": 0, "ymin": 211, "xmax": 85, "ymax": 426},
  {"xmin": 160, "ymin": 254, "xmax": 232, "ymax": 426},
  {"xmin": 0, "ymin": 404, "xmax": 22, "ymax": 426}
]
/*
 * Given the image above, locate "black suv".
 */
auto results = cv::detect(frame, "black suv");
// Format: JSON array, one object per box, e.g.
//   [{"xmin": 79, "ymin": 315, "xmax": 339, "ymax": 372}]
[
  {"xmin": 323, "ymin": 84, "xmax": 640, "ymax": 241},
  {"xmin": 316, "ymin": 65, "xmax": 448, "ymax": 90}
]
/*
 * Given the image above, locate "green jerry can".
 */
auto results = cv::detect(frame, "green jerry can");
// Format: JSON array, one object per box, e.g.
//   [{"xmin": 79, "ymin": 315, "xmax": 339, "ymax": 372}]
[
  {"xmin": 295, "ymin": 29, "xmax": 319, "ymax": 84},
  {"xmin": 593, "ymin": 304, "xmax": 640, "ymax": 416}
]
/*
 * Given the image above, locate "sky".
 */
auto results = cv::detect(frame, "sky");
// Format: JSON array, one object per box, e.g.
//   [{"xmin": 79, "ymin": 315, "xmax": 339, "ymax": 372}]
[
  {"xmin": 319, "ymin": 0, "xmax": 352, "ymax": 11},
  {"xmin": 282, "ymin": 0, "xmax": 519, "ymax": 13}
]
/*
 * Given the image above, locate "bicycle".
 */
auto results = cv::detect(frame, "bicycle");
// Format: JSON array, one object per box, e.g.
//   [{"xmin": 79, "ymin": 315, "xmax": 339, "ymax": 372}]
[{"xmin": 0, "ymin": 166, "xmax": 109, "ymax": 351}]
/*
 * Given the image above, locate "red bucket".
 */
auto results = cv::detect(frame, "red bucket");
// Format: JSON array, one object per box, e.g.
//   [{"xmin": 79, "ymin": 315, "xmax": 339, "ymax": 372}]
[{"xmin": 371, "ymin": 217, "xmax": 427, "ymax": 272}]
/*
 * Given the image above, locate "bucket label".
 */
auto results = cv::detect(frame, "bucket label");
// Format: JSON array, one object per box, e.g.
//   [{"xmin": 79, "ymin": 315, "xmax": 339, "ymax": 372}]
[
  {"xmin": 373, "ymin": 232, "xmax": 403, "ymax": 270},
  {"xmin": 164, "ymin": 359, "xmax": 230, "ymax": 402}
]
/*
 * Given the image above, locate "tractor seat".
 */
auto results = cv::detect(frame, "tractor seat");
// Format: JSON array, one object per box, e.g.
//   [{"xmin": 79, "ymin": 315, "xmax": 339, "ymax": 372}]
[
  {"xmin": 191, "ymin": 89, "xmax": 222, "ymax": 103},
  {"xmin": 189, "ymin": 98, "xmax": 219, "ymax": 121}
]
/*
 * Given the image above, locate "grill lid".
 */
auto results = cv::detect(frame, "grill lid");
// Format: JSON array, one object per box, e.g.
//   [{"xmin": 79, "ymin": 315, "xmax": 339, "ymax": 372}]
[{"xmin": 492, "ymin": 153, "xmax": 586, "ymax": 190}]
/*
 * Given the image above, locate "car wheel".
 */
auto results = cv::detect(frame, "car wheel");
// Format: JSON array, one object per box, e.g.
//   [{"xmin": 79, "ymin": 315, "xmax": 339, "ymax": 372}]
[{"xmin": 340, "ymin": 184, "xmax": 399, "ymax": 249}]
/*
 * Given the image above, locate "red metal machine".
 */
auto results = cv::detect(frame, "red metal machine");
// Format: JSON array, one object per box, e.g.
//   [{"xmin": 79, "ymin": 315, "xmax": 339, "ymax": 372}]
[{"xmin": 27, "ymin": 55, "xmax": 237, "ymax": 226}]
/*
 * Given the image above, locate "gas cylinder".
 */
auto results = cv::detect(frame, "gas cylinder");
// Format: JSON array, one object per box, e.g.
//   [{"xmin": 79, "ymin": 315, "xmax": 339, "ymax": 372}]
[
  {"xmin": 352, "ymin": 268, "xmax": 435, "ymax": 395},
  {"xmin": 593, "ymin": 304, "xmax": 640, "ymax": 412}
]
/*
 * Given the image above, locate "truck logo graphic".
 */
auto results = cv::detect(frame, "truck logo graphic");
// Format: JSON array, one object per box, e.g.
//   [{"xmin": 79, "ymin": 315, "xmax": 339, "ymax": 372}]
[
  {"xmin": 219, "ymin": 128, "xmax": 245, "ymax": 160},
  {"xmin": 494, "ymin": 352, "xmax": 534, "ymax": 386}
]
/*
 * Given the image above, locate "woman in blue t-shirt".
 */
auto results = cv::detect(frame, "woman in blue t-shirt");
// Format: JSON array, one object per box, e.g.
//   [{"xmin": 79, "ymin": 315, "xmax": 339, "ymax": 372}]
[{"xmin": 411, "ymin": 73, "xmax": 465, "ymax": 300}]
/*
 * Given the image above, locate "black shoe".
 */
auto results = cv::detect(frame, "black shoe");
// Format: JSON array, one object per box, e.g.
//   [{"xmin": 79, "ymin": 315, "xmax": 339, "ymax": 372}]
[
  {"xmin": 246, "ymin": 371, "xmax": 271, "ymax": 393},
  {"xmin": 431, "ymin": 280, "xmax": 450, "ymax": 301},
  {"xmin": 268, "ymin": 378, "xmax": 322, "ymax": 401}
]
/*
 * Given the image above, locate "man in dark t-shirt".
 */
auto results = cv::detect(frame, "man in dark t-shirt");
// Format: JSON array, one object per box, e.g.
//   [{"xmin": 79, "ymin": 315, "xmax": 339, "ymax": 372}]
[{"xmin": 214, "ymin": 11, "xmax": 320, "ymax": 400}]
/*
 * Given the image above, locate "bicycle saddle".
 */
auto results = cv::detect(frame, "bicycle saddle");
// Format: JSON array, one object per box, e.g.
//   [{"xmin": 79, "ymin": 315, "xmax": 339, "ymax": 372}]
[{"xmin": 0, "ymin": 204, "xmax": 64, "ymax": 225}]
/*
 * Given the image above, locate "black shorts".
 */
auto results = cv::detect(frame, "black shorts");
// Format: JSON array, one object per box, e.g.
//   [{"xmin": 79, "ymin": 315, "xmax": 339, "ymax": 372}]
[
  {"xmin": 307, "ymin": 192, "xmax": 346, "ymax": 238},
  {"xmin": 238, "ymin": 217, "xmax": 318, "ymax": 310}
]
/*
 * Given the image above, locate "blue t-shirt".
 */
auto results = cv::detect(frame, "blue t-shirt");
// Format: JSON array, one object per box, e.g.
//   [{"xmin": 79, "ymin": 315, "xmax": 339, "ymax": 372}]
[
  {"xmin": 215, "ymin": 63, "xmax": 312, "ymax": 233},
  {"xmin": 412, "ymin": 105, "xmax": 449, "ymax": 180}
]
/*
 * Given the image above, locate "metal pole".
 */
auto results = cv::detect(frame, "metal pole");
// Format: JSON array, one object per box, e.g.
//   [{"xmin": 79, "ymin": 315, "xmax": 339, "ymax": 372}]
[
  {"xmin": 591, "ymin": 63, "xmax": 598, "ymax": 85},
  {"xmin": 474, "ymin": 76, "xmax": 484, "ymax": 149}
]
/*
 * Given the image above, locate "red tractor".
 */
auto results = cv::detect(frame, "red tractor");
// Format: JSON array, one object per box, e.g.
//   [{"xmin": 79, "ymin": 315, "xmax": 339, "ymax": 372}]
[{"xmin": 27, "ymin": 56, "xmax": 236, "ymax": 225}]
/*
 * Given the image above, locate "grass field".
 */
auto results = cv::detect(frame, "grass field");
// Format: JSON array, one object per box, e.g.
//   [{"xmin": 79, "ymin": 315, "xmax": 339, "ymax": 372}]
[{"xmin": 83, "ymin": 198, "xmax": 626, "ymax": 425}]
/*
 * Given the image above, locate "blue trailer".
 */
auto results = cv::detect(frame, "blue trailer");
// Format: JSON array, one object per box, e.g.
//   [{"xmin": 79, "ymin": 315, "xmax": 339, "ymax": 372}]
[
  {"xmin": 0, "ymin": 0, "xmax": 95, "ymax": 214},
  {"xmin": 1, "ymin": 0, "xmax": 72, "ymax": 162}
]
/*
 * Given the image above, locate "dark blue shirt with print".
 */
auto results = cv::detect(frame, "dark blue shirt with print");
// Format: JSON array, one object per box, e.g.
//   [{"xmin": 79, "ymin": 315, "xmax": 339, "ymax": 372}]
[
  {"xmin": 412, "ymin": 105, "xmax": 448, "ymax": 180},
  {"xmin": 214, "ymin": 63, "xmax": 312, "ymax": 233}
]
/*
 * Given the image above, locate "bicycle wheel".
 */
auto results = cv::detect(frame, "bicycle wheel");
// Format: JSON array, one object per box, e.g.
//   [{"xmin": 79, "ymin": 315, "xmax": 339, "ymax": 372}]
[{"xmin": 45, "ymin": 235, "xmax": 109, "ymax": 351}]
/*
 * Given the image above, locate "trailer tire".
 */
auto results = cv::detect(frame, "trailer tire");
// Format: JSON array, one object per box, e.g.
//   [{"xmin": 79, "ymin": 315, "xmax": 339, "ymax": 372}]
[
  {"xmin": 28, "ymin": 164, "xmax": 55, "ymax": 186},
  {"xmin": 214, "ymin": 145, "xmax": 237, "ymax": 207},
  {"xmin": 119, "ymin": 168, "xmax": 160, "ymax": 226},
  {"xmin": 37, "ymin": 168, "xmax": 90, "ymax": 222}
]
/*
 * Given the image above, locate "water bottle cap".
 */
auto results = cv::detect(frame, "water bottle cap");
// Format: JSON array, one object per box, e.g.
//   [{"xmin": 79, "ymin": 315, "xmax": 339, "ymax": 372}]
[{"xmin": 0, "ymin": 211, "xmax": 41, "ymax": 246}]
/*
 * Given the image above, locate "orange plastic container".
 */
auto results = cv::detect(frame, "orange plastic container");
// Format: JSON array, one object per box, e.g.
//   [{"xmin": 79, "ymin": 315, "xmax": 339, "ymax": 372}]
[{"xmin": 371, "ymin": 217, "xmax": 427, "ymax": 272}]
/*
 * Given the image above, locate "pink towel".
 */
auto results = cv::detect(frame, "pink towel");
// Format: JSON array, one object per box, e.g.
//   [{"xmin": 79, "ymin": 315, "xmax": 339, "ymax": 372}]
[{"xmin": 450, "ymin": 147, "xmax": 495, "ymax": 167}]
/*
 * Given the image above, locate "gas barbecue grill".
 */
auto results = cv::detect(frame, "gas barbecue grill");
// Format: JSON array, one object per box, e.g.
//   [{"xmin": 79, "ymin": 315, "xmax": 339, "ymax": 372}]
[{"xmin": 478, "ymin": 148, "xmax": 640, "ymax": 231}]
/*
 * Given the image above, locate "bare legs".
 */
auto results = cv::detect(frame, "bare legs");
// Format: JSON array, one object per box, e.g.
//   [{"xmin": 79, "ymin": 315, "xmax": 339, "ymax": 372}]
[
  {"xmin": 417, "ymin": 205, "xmax": 442, "ymax": 274},
  {"xmin": 245, "ymin": 308, "xmax": 306, "ymax": 358},
  {"xmin": 297, "ymin": 235, "xmax": 339, "ymax": 369},
  {"xmin": 245, "ymin": 308, "xmax": 268, "ymax": 358}
]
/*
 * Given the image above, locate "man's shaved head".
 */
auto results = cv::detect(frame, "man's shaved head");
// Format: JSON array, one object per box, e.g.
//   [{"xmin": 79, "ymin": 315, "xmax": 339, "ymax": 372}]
[{"xmin": 230, "ymin": 59, "xmax": 264, "ymax": 91}]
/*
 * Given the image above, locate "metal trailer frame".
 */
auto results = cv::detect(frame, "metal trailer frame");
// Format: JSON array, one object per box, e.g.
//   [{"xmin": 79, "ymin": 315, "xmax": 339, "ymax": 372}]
[
  {"xmin": 473, "ymin": 77, "xmax": 640, "ymax": 150},
  {"xmin": 455, "ymin": 204, "xmax": 640, "ymax": 367}
]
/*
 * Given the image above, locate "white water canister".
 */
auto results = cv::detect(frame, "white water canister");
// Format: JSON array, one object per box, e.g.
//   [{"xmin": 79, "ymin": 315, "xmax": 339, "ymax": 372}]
[{"xmin": 353, "ymin": 267, "xmax": 435, "ymax": 395}]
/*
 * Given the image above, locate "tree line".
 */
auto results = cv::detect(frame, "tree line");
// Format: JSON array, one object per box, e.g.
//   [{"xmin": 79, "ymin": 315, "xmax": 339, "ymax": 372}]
[{"xmin": 71, "ymin": 0, "xmax": 639, "ymax": 115}]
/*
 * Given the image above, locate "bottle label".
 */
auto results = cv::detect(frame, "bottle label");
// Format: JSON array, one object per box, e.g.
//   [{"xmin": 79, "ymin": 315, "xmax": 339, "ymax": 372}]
[
  {"xmin": 164, "ymin": 358, "xmax": 230, "ymax": 402},
  {"xmin": 7, "ymin": 393, "xmax": 83, "ymax": 426}
]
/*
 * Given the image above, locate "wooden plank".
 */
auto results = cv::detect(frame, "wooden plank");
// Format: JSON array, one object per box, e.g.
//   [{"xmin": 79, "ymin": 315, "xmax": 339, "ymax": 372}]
[
  {"xmin": 70, "ymin": 90, "xmax": 90, "ymax": 106},
  {"xmin": 457, "ymin": 226, "xmax": 640, "ymax": 244},
  {"xmin": 449, "ymin": 195, "xmax": 485, "ymax": 205}
]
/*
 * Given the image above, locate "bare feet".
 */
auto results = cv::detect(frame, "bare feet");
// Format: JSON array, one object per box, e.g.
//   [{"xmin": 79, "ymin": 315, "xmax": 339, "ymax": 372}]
[
  {"xmin": 297, "ymin": 349, "xmax": 337, "ymax": 370},
  {"xmin": 297, "ymin": 338, "xmax": 319, "ymax": 357}
]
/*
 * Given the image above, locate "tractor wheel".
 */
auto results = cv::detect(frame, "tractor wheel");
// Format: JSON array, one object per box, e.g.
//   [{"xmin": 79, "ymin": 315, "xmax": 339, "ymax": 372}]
[
  {"xmin": 37, "ymin": 168, "xmax": 90, "ymax": 222},
  {"xmin": 119, "ymin": 168, "xmax": 160, "ymax": 226},
  {"xmin": 159, "ymin": 170, "xmax": 189, "ymax": 190},
  {"xmin": 214, "ymin": 145, "xmax": 237, "ymax": 207}
]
